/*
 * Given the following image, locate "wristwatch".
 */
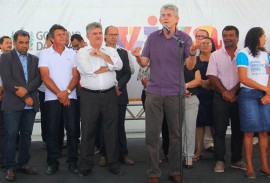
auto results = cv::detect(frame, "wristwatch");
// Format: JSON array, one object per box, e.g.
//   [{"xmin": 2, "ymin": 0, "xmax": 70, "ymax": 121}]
[{"xmin": 66, "ymin": 89, "xmax": 71, "ymax": 94}]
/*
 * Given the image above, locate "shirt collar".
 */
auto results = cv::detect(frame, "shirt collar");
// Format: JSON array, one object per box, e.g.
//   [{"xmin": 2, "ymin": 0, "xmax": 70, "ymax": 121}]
[
  {"xmin": 86, "ymin": 44, "xmax": 107, "ymax": 51},
  {"xmin": 49, "ymin": 45, "xmax": 71, "ymax": 54},
  {"xmin": 15, "ymin": 49, "xmax": 28, "ymax": 59},
  {"xmin": 158, "ymin": 28, "xmax": 181, "ymax": 36},
  {"xmin": 221, "ymin": 47, "xmax": 240, "ymax": 56}
]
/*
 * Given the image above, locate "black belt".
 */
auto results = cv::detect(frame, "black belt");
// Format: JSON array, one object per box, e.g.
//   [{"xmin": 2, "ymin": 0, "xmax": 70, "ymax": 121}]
[{"xmin": 82, "ymin": 86, "xmax": 115, "ymax": 94}]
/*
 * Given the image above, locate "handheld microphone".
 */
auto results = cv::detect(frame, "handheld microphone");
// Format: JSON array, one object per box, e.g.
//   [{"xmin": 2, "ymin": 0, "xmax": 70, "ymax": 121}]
[{"xmin": 163, "ymin": 24, "xmax": 171, "ymax": 35}]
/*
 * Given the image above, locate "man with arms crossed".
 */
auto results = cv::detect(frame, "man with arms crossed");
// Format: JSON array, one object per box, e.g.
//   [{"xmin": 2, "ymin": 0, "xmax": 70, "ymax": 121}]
[{"xmin": 77, "ymin": 22, "xmax": 123, "ymax": 176}]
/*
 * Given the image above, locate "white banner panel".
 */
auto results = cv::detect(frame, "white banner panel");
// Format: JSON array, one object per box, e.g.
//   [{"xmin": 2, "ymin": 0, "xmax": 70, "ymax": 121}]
[{"xmin": 1, "ymin": 0, "xmax": 270, "ymax": 99}]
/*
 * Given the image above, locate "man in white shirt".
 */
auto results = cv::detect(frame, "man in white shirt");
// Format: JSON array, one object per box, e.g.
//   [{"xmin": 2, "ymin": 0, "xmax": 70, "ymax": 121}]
[
  {"xmin": 39, "ymin": 24, "xmax": 80, "ymax": 175},
  {"xmin": 77, "ymin": 22, "xmax": 123, "ymax": 176}
]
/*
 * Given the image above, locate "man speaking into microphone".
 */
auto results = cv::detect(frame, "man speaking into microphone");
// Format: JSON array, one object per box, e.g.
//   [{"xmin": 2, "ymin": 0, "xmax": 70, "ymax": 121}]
[{"xmin": 132, "ymin": 4, "xmax": 192, "ymax": 183}]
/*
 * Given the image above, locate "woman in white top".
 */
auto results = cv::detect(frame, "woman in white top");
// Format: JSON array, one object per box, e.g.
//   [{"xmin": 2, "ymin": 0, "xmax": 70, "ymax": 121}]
[{"xmin": 236, "ymin": 27, "xmax": 270, "ymax": 179}]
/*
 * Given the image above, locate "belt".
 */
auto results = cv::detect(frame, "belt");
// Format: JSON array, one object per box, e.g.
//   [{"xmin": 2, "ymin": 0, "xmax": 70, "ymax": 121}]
[{"xmin": 82, "ymin": 86, "xmax": 115, "ymax": 94}]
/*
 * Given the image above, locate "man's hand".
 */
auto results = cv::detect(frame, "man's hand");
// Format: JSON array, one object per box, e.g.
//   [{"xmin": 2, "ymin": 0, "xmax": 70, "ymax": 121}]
[
  {"xmin": 57, "ymin": 90, "xmax": 69, "ymax": 103},
  {"xmin": 90, "ymin": 49, "xmax": 104, "ymax": 57},
  {"xmin": 62, "ymin": 98, "xmax": 71, "ymax": 107},
  {"xmin": 264, "ymin": 87, "xmax": 270, "ymax": 96},
  {"xmin": 189, "ymin": 41, "xmax": 199, "ymax": 54},
  {"xmin": 15, "ymin": 86, "xmax": 27, "ymax": 98},
  {"xmin": 0, "ymin": 87, "xmax": 3, "ymax": 95},
  {"xmin": 24, "ymin": 97, "xmax": 34, "ymax": 106},
  {"xmin": 115, "ymin": 86, "xmax": 122, "ymax": 96},
  {"xmin": 131, "ymin": 47, "xmax": 142, "ymax": 57},
  {"xmin": 261, "ymin": 94, "xmax": 270, "ymax": 105},
  {"xmin": 222, "ymin": 90, "xmax": 237, "ymax": 102},
  {"xmin": 141, "ymin": 78, "xmax": 148, "ymax": 88},
  {"xmin": 94, "ymin": 66, "xmax": 109, "ymax": 74},
  {"xmin": 0, "ymin": 87, "xmax": 3, "ymax": 102},
  {"xmin": 185, "ymin": 90, "xmax": 192, "ymax": 98}
]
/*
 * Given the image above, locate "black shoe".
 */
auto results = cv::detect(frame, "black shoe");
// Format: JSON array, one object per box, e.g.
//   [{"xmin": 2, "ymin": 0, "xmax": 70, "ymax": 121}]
[
  {"xmin": 109, "ymin": 167, "xmax": 122, "ymax": 176},
  {"xmin": 1, "ymin": 166, "xmax": 6, "ymax": 171},
  {"xmin": 69, "ymin": 164, "xmax": 79, "ymax": 174},
  {"xmin": 185, "ymin": 164, "xmax": 193, "ymax": 169},
  {"xmin": 78, "ymin": 169, "xmax": 91, "ymax": 177},
  {"xmin": 206, "ymin": 146, "xmax": 215, "ymax": 153},
  {"xmin": 46, "ymin": 165, "xmax": 59, "ymax": 175}
]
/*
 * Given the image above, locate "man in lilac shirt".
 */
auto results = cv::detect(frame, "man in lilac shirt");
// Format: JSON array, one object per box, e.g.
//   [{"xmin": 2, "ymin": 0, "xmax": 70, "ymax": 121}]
[
  {"xmin": 132, "ymin": 4, "xmax": 192, "ymax": 183},
  {"xmin": 206, "ymin": 26, "xmax": 246, "ymax": 173}
]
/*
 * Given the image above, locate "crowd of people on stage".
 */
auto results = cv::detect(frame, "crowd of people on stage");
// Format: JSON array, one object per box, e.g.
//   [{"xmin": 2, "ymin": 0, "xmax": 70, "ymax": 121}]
[{"xmin": 0, "ymin": 3, "xmax": 270, "ymax": 183}]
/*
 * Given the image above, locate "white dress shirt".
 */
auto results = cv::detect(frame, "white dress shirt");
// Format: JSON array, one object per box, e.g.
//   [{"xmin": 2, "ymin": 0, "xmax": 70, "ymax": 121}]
[{"xmin": 77, "ymin": 45, "xmax": 123, "ymax": 90}]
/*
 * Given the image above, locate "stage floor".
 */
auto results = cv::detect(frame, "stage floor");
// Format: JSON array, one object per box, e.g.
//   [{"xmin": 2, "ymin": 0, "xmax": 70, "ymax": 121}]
[{"xmin": 1, "ymin": 137, "xmax": 269, "ymax": 183}]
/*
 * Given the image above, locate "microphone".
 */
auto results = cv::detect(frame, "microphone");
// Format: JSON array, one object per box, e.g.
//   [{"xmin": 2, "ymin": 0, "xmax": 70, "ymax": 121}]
[{"xmin": 163, "ymin": 24, "xmax": 170, "ymax": 35}]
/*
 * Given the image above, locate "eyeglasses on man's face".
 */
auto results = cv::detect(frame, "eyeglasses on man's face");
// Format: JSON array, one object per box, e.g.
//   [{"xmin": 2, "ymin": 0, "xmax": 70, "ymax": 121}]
[{"xmin": 107, "ymin": 34, "xmax": 119, "ymax": 37}]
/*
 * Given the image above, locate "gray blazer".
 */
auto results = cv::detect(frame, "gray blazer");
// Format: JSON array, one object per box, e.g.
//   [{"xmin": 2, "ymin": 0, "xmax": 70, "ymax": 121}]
[{"xmin": 0, "ymin": 49, "xmax": 41, "ymax": 112}]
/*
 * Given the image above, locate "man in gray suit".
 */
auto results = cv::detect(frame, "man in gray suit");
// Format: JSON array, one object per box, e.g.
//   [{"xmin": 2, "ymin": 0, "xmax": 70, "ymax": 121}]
[{"xmin": 0, "ymin": 30, "xmax": 41, "ymax": 181}]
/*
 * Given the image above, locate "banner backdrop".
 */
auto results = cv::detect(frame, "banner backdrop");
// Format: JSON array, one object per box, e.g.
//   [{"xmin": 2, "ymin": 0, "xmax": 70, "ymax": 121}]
[{"xmin": 1, "ymin": 0, "xmax": 270, "ymax": 99}]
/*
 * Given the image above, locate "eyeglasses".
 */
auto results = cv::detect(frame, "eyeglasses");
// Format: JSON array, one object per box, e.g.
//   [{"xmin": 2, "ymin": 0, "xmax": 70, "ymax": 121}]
[
  {"xmin": 107, "ymin": 34, "xmax": 119, "ymax": 37},
  {"xmin": 201, "ymin": 42, "xmax": 212, "ymax": 47}
]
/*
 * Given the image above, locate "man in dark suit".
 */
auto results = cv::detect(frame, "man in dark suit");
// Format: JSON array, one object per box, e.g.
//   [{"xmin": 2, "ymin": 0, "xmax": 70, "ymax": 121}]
[
  {"xmin": 0, "ymin": 36, "xmax": 12, "ymax": 169},
  {"xmin": 0, "ymin": 30, "xmax": 41, "ymax": 181},
  {"xmin": 98, "ymin": 26, "xmax": 134, "ymax": 166}
]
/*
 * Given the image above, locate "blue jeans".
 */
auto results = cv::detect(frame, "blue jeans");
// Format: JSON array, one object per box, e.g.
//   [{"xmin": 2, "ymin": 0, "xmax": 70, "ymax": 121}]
[{"xmin": 4, "ymin": 109, "xmax": 36, "ymax": 170}]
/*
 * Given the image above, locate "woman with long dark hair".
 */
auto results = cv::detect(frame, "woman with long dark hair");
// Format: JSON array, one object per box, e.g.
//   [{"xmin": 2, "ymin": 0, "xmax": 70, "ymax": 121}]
[{"xmin": 236, "ymin": 27, "xmax": 270, "ymax": 179}]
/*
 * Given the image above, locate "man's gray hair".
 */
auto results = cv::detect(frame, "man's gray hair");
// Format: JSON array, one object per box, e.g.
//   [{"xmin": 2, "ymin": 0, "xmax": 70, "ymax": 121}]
[
  {"xmin": 160, "ymin": 4, "xmax": 179, "ymax": 17},
  {"xmin": 86, "ymin": 22, "xmax": 102, "ymax": 34}
]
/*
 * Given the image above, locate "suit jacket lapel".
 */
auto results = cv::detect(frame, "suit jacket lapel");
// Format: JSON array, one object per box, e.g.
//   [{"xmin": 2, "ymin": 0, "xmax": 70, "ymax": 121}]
[
  {"xmin": 11, "ymin": 49, "xmax": 26, "ymax": 83},
  {"xmin": 27, "ymin": 54, "xmax": 32, "ymax": 81}
]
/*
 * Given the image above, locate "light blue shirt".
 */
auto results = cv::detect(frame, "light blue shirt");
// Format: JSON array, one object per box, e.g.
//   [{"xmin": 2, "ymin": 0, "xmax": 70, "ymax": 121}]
[{"xmin": 16, "ymin": 50, "xmax": 33, "ymax": 109}]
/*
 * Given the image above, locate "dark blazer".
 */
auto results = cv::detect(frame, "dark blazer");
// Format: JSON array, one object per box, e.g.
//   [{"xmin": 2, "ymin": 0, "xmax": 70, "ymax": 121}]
[
  {"xmin": 0, "ymin": 49, "xmax": 41, "ymax": 112},
  {"xmin": 116, "ymin": 48, "xmax": 131, "ymax": 105}
]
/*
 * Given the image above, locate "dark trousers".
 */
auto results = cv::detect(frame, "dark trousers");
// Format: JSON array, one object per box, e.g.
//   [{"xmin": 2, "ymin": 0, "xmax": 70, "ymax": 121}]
[
  {"xmin": 118, "ymin": 104, "xmax": 128, "ymax": 156},
  {"xmin": 45, "ymin": 99, "xmax": 78, "ymax": 166},
  {"xmin": 0, "ymin": 102, "xmax": 4, "ymax": 165},
  {"xmin": 142, "ymin": 89, "xmax": 169, "ymax": 155},
  {"xmin": 79, "ymin": 89, "xmax": 119, "ymax": 170},
  {"xmin": 100, "ymin": 104, "xmax": 128, "ymax": 157},
  {"xmin": 75, "ymin": 96, "xmax": 81, "ymax": 142},
  {"xmin": 213, "ymin": 93, "xmax": 243, "ymax": 163},
  {"xmin": 39, "ymin": 91, "xmax": 65, "ymax": 146},
  {"xmin": 38, "ymin": 91, "xmax": 47, "ymax": 143}
]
